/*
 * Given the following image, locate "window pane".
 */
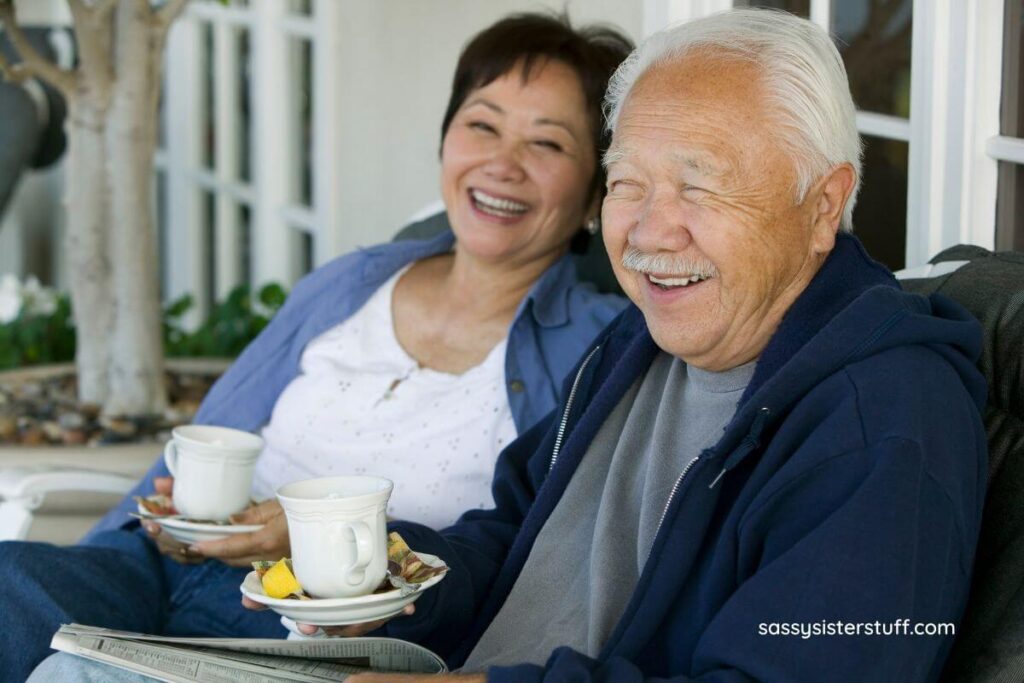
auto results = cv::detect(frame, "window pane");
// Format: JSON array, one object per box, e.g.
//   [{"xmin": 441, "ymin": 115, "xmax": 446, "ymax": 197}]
[
  {"xmin": 1002, "ymin": 0, "xmax": 1023, "ymax": 136},
  {"xmin": 733, "ymin": 0, "xmax": 809, "ymax": 18},
  {"xmin": 996, "ymin": 162, "xmax": 1024, "ymax": 250},
  {"xmin": 239, "ymin": 203, "xmax": 253, "ymax": 287},
  {"xmin": 237, "ymin": 28, "xmax": 252, "ymax": 183},
  {"xmin": 290, "ymin": 0, "xmax": 312, "ymax": 16},
  {"xmin": 201, "ymin": 22, "xmax": 215, "ymax": 170},
  {"xmin": 997, "ymin": 1, "xmax": 1024, "ymax": 249},
  {"xmin": 291, "ymin": 229, "xmax": 314, "ymax": 280},
  {"xmin": 833, "ymin": 0, "xmax": 912, "ymax": 117},
  {"xmin": 203, "ymin": 191, "xmax": 216, "ymax": 312},
  {"xmin": 852, "ymin": 135, "xmax": 908, "ymax": 270},
  {"xmin": 301, "ymin": 232, "xmax": 314, "ymax": 275},
  {"xmin": 289, "ymin": 39, "xmax": 314, "ymax": 208}
]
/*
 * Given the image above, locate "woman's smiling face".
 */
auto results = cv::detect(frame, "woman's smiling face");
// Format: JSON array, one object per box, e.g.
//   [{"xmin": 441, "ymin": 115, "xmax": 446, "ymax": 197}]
[{"xmin": 440, "ymin": 59, "xmax": 598, "ymax": 270}]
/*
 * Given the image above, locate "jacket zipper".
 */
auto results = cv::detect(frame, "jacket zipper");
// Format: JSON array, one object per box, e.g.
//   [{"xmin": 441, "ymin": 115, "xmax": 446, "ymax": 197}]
[
  {"xmin": 548, "ymin": 341, "xmax": 683, "ymax": 567},
  {"xmin": 644, "ymin": 454, "xmax": 700, "ymax": 565},
  {"xmin": 549, "ymin": 345, "xmax": 602, "ymax": 473},
  {"xmin": 547, "ymin": 344, "xmax": 768, "ymax": 568},
  {"xmin": 644, "ymin": 407, "xmax": 770, "ymax": 565}
]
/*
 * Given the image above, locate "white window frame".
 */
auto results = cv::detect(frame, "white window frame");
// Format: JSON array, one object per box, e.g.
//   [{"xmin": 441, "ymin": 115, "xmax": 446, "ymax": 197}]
[
  {"xmin": 156, "ymin": 0, "xmax": 341, "ymax": 323},
  {"xmin": 644, "ymin": 0, "xmax": 1012, "ymax": 268},
  {"xmin": 906, "ymin": 0, "xmax": 1003, "ymax": 265}
]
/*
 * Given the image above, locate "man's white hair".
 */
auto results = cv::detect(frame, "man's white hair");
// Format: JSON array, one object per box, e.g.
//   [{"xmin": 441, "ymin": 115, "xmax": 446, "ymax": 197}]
[{"xmin": 604, "ymin": 8, "xmax": 862, "ymax": 231}]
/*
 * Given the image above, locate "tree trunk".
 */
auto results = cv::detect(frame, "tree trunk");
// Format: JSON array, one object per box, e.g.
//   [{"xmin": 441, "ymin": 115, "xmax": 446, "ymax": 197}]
[
  {"xmin": 4, "ymin": 0, "xmax": 187, "ymax": 415},
  {"xmin": 64, "ymin": 98, "xmax": 113, "ymax": 406},
  {"xmin": 101, "ymin": 0, "xmax": 167, "ymax": 416}
]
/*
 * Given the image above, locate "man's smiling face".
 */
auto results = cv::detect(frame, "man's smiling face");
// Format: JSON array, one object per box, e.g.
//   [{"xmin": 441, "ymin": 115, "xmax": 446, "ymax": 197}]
[{"xmin": 602, "ymin": 53, "xmax": 841, "ymax": 371}]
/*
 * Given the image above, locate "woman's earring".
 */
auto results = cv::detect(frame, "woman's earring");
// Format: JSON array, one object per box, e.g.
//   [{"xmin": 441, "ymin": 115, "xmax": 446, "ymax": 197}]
[{"xmin": 585, "ymin": 217, "xmax": 601, "ymax": 235}]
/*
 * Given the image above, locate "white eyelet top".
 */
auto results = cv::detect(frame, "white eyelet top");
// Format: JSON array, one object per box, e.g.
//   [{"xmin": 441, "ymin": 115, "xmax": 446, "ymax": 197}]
[{"xmin": 251, "ymin": 266, "xmax": 517, "ymax": 529}]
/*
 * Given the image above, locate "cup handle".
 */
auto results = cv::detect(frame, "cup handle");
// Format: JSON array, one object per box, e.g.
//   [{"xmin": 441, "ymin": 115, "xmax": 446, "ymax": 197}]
[
  {"xmin": 339, "ymin": 521, "xmax": 375, "ymax": 585},
  {"xmin": 163, "ymin": 440, "xmax": 179, "ymax": 477}
]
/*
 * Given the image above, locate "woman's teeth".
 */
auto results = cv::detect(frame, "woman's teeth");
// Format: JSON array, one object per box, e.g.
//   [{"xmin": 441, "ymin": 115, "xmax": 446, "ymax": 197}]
[
  {"xmin": 471, "ymin": 189, "xmax": 529, "ymax": 217},
  {"xmin": 648, "ymin": 274, "xmax": 709, "ymax": 290}
]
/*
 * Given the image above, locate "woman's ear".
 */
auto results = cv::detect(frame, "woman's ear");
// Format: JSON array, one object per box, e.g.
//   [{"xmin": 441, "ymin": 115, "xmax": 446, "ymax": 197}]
[{"xmin": 584, "ymin": 193, "xmax": 602, "ymax": 227}]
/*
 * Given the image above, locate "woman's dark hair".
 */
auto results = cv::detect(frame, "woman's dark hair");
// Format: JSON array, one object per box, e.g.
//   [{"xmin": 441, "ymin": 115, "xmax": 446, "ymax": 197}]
[{"xmin": 440, "ymin": 12, "xmax": 634, "ymax": 209}]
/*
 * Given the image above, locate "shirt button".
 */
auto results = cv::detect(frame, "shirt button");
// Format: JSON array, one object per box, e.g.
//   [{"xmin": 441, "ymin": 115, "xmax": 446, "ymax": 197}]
[{"xmin": 509, "ymin": 380, "xmax": 525, "ymax": 393}]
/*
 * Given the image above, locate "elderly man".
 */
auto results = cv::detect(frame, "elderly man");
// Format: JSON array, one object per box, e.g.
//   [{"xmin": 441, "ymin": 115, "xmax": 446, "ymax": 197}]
[{"xmin": 35, "ymin": 8, "xmax": 986, "ymax": 683}]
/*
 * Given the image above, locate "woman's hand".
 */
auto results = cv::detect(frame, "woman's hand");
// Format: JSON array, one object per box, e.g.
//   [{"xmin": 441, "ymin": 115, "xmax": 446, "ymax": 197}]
[
  {"xmin": 187, "ymin": 499, "xmax": 290, "ymax": 567},
  {"xmin": 143, "ymin": 520, "xmax": 206, "ymax": 564},
  {"xmin": 143, "ymin": 476, "xmax": 205, "ymax": 564},
  {"xmin": 142, "ymin": 478, "xmax": 288, "ymax": 566},
  {"xmin": 153, "ymin": 474, "xmax": 175, "ymax": 499}
]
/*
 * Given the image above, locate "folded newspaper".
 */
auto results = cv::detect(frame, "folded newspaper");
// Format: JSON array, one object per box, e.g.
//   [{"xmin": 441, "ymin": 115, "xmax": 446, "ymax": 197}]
[{"xmin": 51, "ymin": 624, "xmax": 447, "ymax": 683}]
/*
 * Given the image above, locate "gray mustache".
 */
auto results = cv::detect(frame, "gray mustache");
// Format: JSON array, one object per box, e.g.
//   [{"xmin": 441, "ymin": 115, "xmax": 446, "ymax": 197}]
[{"xmin": 621, "ymin": 246, "xmax": 717, "ymax": 279}]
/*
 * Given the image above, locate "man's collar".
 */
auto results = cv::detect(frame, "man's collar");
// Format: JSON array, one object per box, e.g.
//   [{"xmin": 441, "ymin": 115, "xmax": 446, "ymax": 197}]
[{"xmin": 738, "ymin": 232, "xmax": 897, "ymax": 407}]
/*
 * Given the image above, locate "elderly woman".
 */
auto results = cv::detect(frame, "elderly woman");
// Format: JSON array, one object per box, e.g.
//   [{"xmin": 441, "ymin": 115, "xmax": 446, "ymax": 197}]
[{"xmin": 1, "ymin": 12, "xmax": 634, "ymax": 682}]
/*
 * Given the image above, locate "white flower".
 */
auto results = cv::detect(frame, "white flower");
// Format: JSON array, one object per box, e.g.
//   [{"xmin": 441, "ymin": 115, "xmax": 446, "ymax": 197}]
[
  {"xmin": 22, "ymin": 275, "xmax": 58, "ymax": 316},
  {"xmin": 0, "ymin": 274, "xmax": 22, "ymax": 324}
]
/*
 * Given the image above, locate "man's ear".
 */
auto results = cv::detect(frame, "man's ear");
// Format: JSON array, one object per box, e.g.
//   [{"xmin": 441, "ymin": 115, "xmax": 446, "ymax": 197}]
[{"xmin": 809, "ymin": 163, "xmax": 856, "ymax": 254}]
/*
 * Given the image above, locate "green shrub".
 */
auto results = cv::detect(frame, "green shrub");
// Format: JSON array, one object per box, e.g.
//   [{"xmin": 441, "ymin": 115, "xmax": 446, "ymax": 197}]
[
  {"xmin": 0, "ymin": 293, "xmax": 75, "ymax": 370},
  {"xmin": 164, "ymin": 283, "xmax": 287, "ymax": 358},
  {"xmin": 0, "ymin": 280, "xmax": 287, "ymax": 371}
]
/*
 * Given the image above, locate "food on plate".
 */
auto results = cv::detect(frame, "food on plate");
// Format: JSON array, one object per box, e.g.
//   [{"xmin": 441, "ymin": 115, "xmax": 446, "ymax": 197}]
[{"xmin": 258, "ymin": 558, "xmax": 304, "ymax": 599}]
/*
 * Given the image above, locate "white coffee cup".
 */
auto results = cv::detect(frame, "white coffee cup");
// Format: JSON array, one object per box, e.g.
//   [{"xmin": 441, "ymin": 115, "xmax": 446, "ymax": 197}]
[
  {"xmin": 163, "ymin": 425, "xmax": 263, "ymax": 521},
  {"xmin": 276, "ymin": 476, "xmax": 393, "ymax": 599}
]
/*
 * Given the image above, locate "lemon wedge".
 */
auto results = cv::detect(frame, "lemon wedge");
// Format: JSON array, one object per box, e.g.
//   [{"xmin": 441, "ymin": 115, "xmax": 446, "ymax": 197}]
[{"xmin": 261, "ymin": 559, "xmax": 302, "ymax": 599}]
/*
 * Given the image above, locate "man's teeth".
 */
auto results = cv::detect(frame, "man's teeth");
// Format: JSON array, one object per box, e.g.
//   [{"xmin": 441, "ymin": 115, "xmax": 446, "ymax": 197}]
[
  {"xmin": 471, "ymin": 189, "xmax": 529, "ymax": 217},
  {"xmin": 648, "ymin": 274, "xmax": 709, "ymax": 288}
]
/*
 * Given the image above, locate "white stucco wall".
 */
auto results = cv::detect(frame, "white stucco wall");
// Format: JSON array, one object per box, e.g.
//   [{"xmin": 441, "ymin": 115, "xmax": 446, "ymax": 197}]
[{"xmin": 331, "ymin": 0, "xmax": 643, "ymax": 254}]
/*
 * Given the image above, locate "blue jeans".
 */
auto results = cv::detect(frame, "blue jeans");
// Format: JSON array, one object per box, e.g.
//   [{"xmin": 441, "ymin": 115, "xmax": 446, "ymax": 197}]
[
  {"xmin": 0, "ymin": 528, "xmax": 285, "ymax": 682},
  {"xmin": 28, "ymin": 653, "xmax": 157, "ymax": 682}
]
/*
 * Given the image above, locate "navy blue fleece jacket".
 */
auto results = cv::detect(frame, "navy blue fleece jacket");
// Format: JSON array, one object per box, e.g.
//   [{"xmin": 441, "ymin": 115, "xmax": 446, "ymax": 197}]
[{"xmin": 388, "ymin": 234, "xmax": 988, "ymax": 682}]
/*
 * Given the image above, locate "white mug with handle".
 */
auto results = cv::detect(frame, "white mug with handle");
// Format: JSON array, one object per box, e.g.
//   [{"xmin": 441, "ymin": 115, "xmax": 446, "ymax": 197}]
[
  {"xmin": 277, "ymin": 476, "xmax": 393, "ymax": 599},
  {"xmin": 163, "ymin": 425, "xmax": 263, "ymax": 521}
]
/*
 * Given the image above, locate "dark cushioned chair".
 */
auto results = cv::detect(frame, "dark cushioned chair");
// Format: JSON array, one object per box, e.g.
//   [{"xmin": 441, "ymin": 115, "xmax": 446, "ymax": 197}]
[{"xmin": 901, "ymin": 246, "xmax": 1024, "ymax": 683}]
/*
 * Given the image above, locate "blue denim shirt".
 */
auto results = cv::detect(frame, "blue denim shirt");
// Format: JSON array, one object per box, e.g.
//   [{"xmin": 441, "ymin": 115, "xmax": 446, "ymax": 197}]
[{"xmin": 85, "ymin": 231, "xmax": 626, "ymax": 540}]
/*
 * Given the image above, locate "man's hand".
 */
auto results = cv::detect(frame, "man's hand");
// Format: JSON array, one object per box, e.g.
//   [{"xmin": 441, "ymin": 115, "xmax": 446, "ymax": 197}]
[
  {"xmin": 348, "ymin": 675, "xmax": 486, "ymax": 682},
  {"xmin": 241, "ymin": 597, "xmax": 415, "ymax": 636},
  {"xmin": 188, "ymin": 499, "xmax": 290, "ymax": 567}
]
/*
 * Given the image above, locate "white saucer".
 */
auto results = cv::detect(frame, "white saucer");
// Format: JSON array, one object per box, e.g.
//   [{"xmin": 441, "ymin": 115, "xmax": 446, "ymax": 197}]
[
  {"xmin": 135, "ymin": 503, "xmax": 263, "ymax": 544},
  {"xmin": 240, "ymin": 554, "xmax": 447, "ymax": 626},
  {"xmin": 152, "ymin": 516, "xmax": 264, "ymax": 545}
]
